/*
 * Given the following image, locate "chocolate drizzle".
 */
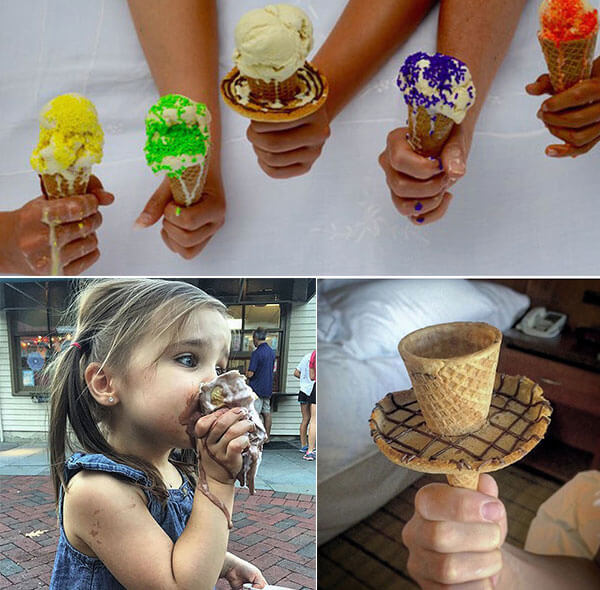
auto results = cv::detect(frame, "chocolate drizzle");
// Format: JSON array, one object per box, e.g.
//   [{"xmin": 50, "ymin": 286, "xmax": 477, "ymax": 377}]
[
  {"xmin": 221, "ymin": 62, "xmax": 326, "ymax": 118},
  {"xmin": 370, "ymin": 374, "xmax": 552, "ymax": 472},
  {"xmin": 178, "ymin": 370, "xmax": 267, "ymax": 529}
]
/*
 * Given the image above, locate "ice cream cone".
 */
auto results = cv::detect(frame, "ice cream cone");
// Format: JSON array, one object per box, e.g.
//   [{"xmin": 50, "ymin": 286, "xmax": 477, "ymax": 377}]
[
  {"xmin": 41, "ymin": 167, "xmax": 91, "ymax": 200},
  {"xmin": 144, "ymin": 95, "xmax": 211, "ymax": 207},
  {"xmin": 447, "ymin": 472, "xmax": 479, "ymax": 490},
  {"xmin": 398, "ymin": 322, "xmax": 502, "ymax": 437},
  {"xmin": 407, "ymin": 107, "xmax": 455, "ymax": 158},
  {"xmin": 398, "ymin": 52, "xmax": 476, "ymax": 159},
  {"xmin": 246, "ymin": 72, "xmax": 301, "ymax": 103},
  {"xmin": 539, "ymin": 31, "xmax": 598, "ymax": 92},
  {"xmin": 169, "ymin": 158, "xmax": 209, "ymax": 207}
]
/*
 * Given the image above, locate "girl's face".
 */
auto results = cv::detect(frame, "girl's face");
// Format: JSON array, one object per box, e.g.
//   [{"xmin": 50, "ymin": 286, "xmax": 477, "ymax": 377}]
[{"xmin": 113, "ymin": 307, "xmax": 231, "ymax": 450}]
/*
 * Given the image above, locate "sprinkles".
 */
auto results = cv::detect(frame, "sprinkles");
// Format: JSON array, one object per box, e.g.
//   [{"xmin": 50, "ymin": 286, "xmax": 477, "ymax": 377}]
[
  {"xmin": 539, "ymin": 0, "xmax": 598, "ymax": 44},
  {"xmin": 397, "ymin": 52, "xmax": 476, "ymax": 124},
  {"xmin": 144, "ymin": 94, "xmax": 210, "ymax": 179}
]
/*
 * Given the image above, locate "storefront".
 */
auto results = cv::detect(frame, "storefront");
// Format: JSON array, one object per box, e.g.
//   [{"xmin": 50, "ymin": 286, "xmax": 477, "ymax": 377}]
[{"xmin": 0, "ymin": 278, "xmax": 316, "ymax": 441}]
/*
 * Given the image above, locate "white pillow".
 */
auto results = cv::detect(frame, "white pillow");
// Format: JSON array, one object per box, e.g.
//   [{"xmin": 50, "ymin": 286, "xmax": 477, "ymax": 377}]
[{"xmin": 319, "ymin": 279, "xmax": 529, "ymax": 360}]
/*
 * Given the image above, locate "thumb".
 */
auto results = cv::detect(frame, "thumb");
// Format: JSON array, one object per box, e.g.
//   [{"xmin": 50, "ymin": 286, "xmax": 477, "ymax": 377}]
[
  {"xmin": 479, "ymin": 474, "xmax": 508, "ymax": 545},
  {"xmin": 526, "ymin": 73, "xmax": 554, "ymax": 96},
  {"xmin": 441, "ymin": 130, "xmax": 467, "ymax": 181},
  {"xmin": 87, "ymin": 175, "xmax": 115, "ymax": 206},
  {"xmin": 478, "ymin": 474, "xmax": 499, "ymax": 498},
  {"xmin": 135, "ymin": 177, "xmax": 172, "ymax": 228}
]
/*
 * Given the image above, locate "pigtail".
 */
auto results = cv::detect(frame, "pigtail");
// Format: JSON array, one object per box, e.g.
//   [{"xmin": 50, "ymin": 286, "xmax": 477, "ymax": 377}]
[{"xmin": 47, "ymin": 343, "xmax": 85, "ymax": 507}]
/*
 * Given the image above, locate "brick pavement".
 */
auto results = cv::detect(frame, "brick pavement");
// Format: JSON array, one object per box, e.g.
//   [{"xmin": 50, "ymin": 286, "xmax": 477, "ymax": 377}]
[{"xmin": 0, "ymin": 476, "xmax": 315, "ymax": 589}]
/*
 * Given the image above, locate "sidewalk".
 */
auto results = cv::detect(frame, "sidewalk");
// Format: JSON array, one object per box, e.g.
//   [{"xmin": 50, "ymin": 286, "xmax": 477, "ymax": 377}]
[{"xmin": 0, "ymin": 439, "xmax": 315, "ymax": 589}]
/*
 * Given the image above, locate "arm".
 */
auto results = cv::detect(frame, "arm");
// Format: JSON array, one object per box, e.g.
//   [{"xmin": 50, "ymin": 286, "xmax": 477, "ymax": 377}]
[
  {"xmin": 293, "ymin": 369, "xmax": 301, "ymax": 379},
  {"xmin": 437, "ymin": 0, "xmax": 528, "ymax": 153},
  {"xmin": 379, "ymin": 0, "xmax": 527, "ymax": 225},
  {"xmin": 128, "ymin": 0, "xmax": 225, "ymax": 259},
  {"xmin": 314, "ymin": 0, "xmax": 437, "ymax": 120},
  {"xmin": 247, "ymin": 0, "xmax": 436, "ymax": 179},
  {"xmin": 498, "ymin": 543, "xmax": 600, "ymax": 590}
]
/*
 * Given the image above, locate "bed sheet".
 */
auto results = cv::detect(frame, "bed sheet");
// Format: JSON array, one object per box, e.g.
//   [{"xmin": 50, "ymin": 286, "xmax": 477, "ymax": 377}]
[{"xmin": 1, "ymin": 0, "xmax": 598, "ymax": 275}]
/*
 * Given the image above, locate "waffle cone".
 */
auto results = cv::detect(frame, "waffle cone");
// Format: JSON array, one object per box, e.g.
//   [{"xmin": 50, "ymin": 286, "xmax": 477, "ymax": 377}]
[
  {"xmin": 407, "ymin": 106, "xmax": 455, "ymax": 158},
  {"xmin": 538, "ymin": 30, "xmax": 598, "ymax": 93},
  {"xmin": 246, "ymin": 72, "xmax": 301, "ymax": 103},
  {"xmin": 447, "ymin": 472, "xmax": 479, "ymax": 490},
  {"xmin": 169, "ymin": 158, "xmax": 209, "ymax": 207},
  {"xmin": 41, "ymin": 168, "xmax": 91, "ymax": 199},
  {"xmin": 398, "ymin": 322, "xmax": 502, "ymax": 436}
]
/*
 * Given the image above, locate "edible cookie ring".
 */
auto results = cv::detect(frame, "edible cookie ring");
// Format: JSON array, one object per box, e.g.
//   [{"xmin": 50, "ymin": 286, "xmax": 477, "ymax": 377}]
[
  {"xmin": 370, "ymin": 373, "xmax": 552, "ymax": 490},
  {"xmin": 220, "ymin": 61, "xmax": 328, "ymax": 122}
]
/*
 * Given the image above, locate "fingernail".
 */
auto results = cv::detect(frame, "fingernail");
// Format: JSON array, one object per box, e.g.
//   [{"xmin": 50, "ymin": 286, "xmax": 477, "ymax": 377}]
[
  {"xmin": 536, "ymin": 110, "xmax": 543, "ymax": 120},
  {"xmin": 448, "ymin": 158, "xmax": 465, "ymax": 177},
  {"xmin": 482, "ymin": 501, "xmax": 504, "ymax": 522},
  {"xmin": 547, "ymin": 148, "xmax": 559, "ymax": 157},
  {"xmin": 232, "ymin": 407, "xmax": 244, "ymax": 414},
  {"xmin": 134, "ymin": 212, "xmax": 153, "ymax": 228},
  {"xmin": 414, "ymin": 202, "xmax": 423, "ymax": 212},
  {"xmin": 416, "ymin": 216, "xmax": 425, "ymax": 224}
]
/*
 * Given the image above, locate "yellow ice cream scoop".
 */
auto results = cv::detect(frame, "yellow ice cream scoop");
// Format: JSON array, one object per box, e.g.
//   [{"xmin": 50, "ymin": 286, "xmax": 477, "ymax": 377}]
[{"xmin": 31, "ymin": 93, "xmax": 103, "ymax": 176}]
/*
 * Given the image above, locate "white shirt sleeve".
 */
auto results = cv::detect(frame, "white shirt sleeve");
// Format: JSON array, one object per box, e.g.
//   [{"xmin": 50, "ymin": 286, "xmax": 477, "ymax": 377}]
[{"xmin": 524, "ymin": 470, "xmax": 600, "ymax": 560}]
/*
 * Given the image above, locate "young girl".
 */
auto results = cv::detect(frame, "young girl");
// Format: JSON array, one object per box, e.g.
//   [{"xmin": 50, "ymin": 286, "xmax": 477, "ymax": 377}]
[{"xmin": 47, "ymin": 278, "xmax": 267, "ymax": 590}]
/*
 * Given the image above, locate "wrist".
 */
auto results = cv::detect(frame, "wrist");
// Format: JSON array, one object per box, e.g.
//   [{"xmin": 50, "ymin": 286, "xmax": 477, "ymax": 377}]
[{"xmin": 0, "ymin": 210, "xmax": 26, "ymax": 274}]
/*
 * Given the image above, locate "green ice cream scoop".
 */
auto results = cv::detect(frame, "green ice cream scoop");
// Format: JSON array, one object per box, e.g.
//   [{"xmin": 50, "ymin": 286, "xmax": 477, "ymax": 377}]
[{"xmin": 144, "ymin": 94, "xmax": 211, "ymax": 179}]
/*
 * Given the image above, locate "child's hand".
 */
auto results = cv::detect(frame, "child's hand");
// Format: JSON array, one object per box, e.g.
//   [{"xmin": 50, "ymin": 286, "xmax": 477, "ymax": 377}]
[
  {"xmin": 194, "ymin": 408, "xmax": 255, "ymax": 485},
  {"xmin": 246, "ymin": 107, "xmax": 331, "ymax": 179},
  {"xmin": 379, "ymin": 125, "xmax": 470, "ymax": 225},
  {"xmin": 135, "ymin": 172, "xmax": 226, "ymax": 260},
  {"xmin": 221, "ymin": 553, "xmax": 267, "ymax": 590},
  {"xmin": 6, "ymin": 175, "xmax": 113, "ymax": 275},
  {"xmin": 526, "ymin": 58, "xmax": 600, "ymax": 158},
  {"xmin": 402, "ymin": 474, "xmax": 507, "ymax": 588}
]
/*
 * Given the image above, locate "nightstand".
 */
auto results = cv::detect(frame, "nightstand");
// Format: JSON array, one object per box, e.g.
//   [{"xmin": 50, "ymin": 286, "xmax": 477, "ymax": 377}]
[{"xmin": 498, "ymin": 329, "xmax": 600, "ymax": 480}]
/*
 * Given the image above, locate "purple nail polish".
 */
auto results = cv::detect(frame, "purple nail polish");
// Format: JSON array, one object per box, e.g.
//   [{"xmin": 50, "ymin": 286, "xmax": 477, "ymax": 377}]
[
  {"xmin": 414, "ymin": 202, "xmax": 423, "ymax": 212},
  {"xmin": 416, "ymin": 217, "xmax": 424, "ymax": 224}
]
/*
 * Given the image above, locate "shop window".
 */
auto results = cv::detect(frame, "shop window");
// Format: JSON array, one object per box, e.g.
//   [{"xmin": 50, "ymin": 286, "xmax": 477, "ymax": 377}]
[
  {"xmin": 226, "ymin": 302, "xmax": 287, "ymax": 392},
  {"xmin": 4, "ymin": 281, "xmax": 72, "ymax": 395}
]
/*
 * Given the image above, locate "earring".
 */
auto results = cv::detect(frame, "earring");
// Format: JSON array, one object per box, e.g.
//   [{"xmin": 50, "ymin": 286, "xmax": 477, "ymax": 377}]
[{"xmin": 108, "ymin": 397, "xmax": 114, "ymax": 403}]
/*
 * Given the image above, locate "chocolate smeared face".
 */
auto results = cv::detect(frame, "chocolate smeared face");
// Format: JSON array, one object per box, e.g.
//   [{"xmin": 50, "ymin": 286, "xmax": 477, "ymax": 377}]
[{"xmin": 179, "ymin": 370, "xmax": 267, "ymax": 494}]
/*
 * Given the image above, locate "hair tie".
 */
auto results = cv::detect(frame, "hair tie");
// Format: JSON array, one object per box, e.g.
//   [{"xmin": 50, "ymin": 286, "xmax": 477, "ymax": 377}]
[{"xmin": 71, "ymin": 342, "xmax": 82, "ymax": 350}]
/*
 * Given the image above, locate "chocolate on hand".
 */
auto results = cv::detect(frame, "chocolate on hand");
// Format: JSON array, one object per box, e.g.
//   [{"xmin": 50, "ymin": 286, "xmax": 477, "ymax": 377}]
[{"xmin": 179, "ymin": 370, "xmax": 267, "ymax": 526}]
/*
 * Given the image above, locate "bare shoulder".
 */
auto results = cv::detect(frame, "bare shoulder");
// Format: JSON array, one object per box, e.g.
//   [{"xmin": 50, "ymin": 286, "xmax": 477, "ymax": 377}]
[
  {"xmin": 64, "ymin": 470, "xmax": 147, "ymax": 557},
  {"xmin": 62, "ymin": 469, "xmax": 179, "ymax": 588}
]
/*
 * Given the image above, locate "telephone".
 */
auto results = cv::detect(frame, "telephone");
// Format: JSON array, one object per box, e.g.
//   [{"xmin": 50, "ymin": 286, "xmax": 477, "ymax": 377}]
[{"xmin": 516, "ymin": 307, "xmax": 567, "ymax": 338}]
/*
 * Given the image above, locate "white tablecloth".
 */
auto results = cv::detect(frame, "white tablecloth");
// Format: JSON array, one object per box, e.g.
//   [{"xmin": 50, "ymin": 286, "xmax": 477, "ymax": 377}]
[{"xmin": 1, "ymin": 0, "xmax": 599, "ymax": 275}]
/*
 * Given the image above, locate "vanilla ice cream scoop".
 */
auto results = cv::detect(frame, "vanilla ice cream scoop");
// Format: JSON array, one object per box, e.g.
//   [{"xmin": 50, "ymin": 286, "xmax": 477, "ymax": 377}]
[
  {"xmin": 397, "ymin": 52, "xmax": 476, "ymax": 124},
  {"xmin": 234, "ymin": 4, "xmax": 313, "ymax": 82}
]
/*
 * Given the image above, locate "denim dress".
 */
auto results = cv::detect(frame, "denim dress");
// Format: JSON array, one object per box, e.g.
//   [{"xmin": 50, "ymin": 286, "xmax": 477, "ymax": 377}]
[{"xmin": 50, "ymin": 453, "xmax": 195, "ymax": 589}]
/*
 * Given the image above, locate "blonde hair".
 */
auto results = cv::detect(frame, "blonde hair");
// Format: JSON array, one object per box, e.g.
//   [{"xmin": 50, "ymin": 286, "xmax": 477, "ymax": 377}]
[{"xmin": 47, "ymin": 278, "xmax": 228, "ymax": 506}]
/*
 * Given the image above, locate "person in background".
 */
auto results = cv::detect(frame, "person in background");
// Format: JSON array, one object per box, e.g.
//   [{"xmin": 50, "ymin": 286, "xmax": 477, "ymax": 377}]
[
  {"xmin": 294, "ymin": 351, "xmax": 316, "ymax": 454},
  {"xmin": 247, "ymin": 327, "xmax": 276, "ymax": 442},
  {"xmin": 302, "ymin": 350, "xmax": 317, "ymax": 462}
]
